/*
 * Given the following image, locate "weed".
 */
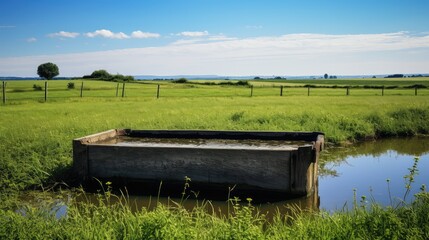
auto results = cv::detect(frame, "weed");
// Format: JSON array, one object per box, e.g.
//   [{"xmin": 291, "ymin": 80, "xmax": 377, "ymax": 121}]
[{"xmin": 230, "ymin": 111, "xmax": 244, "ymax": 122}]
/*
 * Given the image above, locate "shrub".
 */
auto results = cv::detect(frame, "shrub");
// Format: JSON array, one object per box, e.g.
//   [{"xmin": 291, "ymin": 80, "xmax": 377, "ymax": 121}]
[
  {"xmin": 33, "ymin": 84, "xmax": 42, "ymax": 91},
  {"xmin": 67, "ymin": 82, "xmax": 75, "ymax": 89},
  {"xmin": 172, "ymin": 78, "xmax": 188, "ymax": 84}
]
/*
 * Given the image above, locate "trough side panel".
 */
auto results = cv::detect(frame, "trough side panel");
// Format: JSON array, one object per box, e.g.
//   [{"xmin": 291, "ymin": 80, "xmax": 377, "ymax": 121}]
[
  {"xmin": 291, "ymin": 146, "xmax": 314, "ymax": 195},
  {"xmin": 73, "ymin": 140, "xmax": 88, "ymax": 182},
  {"xmin": 87, "ymin": 146, "xmax": 292, "ymax": 191},
  {"xmin": 313, "ymin": 134, "xmax": 324, "ymax": 185}
]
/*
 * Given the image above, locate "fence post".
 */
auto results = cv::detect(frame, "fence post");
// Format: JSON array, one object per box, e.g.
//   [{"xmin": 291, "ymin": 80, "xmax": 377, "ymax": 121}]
[
  {"xmin": 250, "ymin": 85, "xmax": 253, "ymax": 97},
  {"xmin": 44, "ymin": 81, "xmax": 48, "ymax": 102},
  {"xmin": 382, "ymin": 86, "xmax": 384, "ymax": 96},
  {"xmin": 116, "ymin": 83, "xmax": 119, "ymax": 97},
  {"xmin": 346, "ymin": 87, "xmax": 350, "ymax": 96},
  {"xmin": 121, "ymin": 82, "xmax": 125, "ymax": 97},
  {"xmin": 307, "ymin": 87, "xmax": 310, "ymax": 96},
  {"xmin": 415, "ymin": 87, "xmax": 418, "ymax": 96},
  {"xmin": 157, "ymin": 84, "xmax": 160, "ymax": 98},
  {"xmin": 80, "ymin": 82, "xmax": 84, "ymax": 98},
  {"xmin": 280, "ymin": 86, "xmax": 283, "ymax": 96},
  {"xmin": 2, "ymin": 81, "xmax": 5, "ymax": 104}
]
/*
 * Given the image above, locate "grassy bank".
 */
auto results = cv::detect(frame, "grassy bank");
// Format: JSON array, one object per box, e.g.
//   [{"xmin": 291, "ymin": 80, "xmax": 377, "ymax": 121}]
[
  {"xmin": 1, "ymin": 189, "xmax": 428, "ymax": 239},
  {"xmin": 1, "ymin": 94, "xmax": 429, "ymax": 202}
]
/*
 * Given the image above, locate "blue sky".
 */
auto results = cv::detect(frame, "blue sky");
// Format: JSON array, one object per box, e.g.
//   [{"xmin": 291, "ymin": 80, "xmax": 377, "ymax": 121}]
[{"xmin": 1, "ymin": 0, "xmax": 429, "ymax": 77}]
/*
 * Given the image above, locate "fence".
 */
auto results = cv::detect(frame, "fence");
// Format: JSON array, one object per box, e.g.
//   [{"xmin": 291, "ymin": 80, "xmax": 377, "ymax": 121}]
[{"xmin": 1, "ymin": 80, "xmax": 428, "ymax": 104}]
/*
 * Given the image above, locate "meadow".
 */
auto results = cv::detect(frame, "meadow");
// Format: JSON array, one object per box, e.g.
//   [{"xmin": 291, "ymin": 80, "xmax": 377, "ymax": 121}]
[{"xmin": 1, "ymin": 78, "xmax": 429, "ymax": 239}]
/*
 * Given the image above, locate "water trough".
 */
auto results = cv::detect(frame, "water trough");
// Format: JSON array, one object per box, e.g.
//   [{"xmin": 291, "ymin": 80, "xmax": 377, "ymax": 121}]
[{"xmin": 73, "ymin": 129, "xmax": 324, "ymax": 197}]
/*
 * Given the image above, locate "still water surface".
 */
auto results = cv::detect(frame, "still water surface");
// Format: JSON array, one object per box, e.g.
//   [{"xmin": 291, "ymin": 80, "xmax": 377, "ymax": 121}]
[
  {"xmin": 319, "ymin": 137, "xmax": 429, "ymax": 210},
  {"xmin": 21, "ymin": 137, "xmax": 429, "ymax": 217}
]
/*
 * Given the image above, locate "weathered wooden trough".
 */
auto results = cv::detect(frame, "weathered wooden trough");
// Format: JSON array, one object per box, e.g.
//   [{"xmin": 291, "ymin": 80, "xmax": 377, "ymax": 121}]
[{"xmin": 73, "ymin": 129, "xmax": 324, "ymax": 197}]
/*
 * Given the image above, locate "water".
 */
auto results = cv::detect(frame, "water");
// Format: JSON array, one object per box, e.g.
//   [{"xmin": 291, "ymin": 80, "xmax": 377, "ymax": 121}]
[
  {"xmin": 318, "ymin": 137, "xmax": 429, "ymax": 211},
  {"xmin": 19, "ymin": 137, "xmax": 429, "ymax": 217}
]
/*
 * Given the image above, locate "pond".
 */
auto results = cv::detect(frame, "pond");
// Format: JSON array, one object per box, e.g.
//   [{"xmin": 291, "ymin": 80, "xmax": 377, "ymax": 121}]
[
  {"xmin": 318, "ymin": 136, "xmax": 429, "ymax": 211},
  {"xmin": 19, "ymin": 137, "xmax": 429, "ymax": 217}
]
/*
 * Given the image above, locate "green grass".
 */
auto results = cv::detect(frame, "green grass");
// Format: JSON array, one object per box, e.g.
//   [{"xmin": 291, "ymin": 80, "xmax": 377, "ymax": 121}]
[
  {"xmin": 1, "ymin": 79, "xmax": 429, "ymax": 238},
  {"xmin": 1, "ymin": 79, "xmax": 429, "ymax": 103},
  {"xmin": 1, "ymin": 188, "xmax": 428, "ymax": 239},
  {"xmin": 252, "ymin": 76, "xmax": 429, "ymax": 87}
]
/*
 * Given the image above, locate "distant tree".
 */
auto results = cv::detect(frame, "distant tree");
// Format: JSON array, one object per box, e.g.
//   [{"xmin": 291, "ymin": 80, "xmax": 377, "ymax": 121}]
[
  {"xmin": 172, "ymin": 78, "xmax": 188, "ymax": 83},
  {"xmin": 90, "ymin": 69, "xmax": 111, "ymax": 79},
  {"xmin": 37, "ymin": 62, "xmax": 59, "ymax": 80},
  {"xmin": 372, "ymin": 76, "xmax": 377, "ymax": 78},
  {"xmin": 254, "ymin": 77, "xmax": 261, "ymax": 80},
  {"xmin": 324, "ymin": 73, "xmax": 328, "ymax": 79},
  {"xmin": 385, "ymin": 74, "xmax": 404, "ymax": 78},
  {"xmin": 274, "ymin": 76, "xmax": 282, "ymax": 79}
]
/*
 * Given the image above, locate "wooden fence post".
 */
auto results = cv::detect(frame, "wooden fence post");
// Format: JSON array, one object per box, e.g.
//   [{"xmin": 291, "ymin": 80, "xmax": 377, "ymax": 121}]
[
  {"xmin": 346, "ymin": 87, "xmax": 350, "ymax": 96},
  {"xmin": 415, "ymin": 87, "xmax": 418, "ymax": 96},
  {"xmin": 2, "ymin": 81, "xmax": 5, "ymax": 104},
  {"xmin": 307, "ymin": 87, "xmax": 310, "ymax": 96},
  {"xmin": 157, "ymin": 84, "xmax": 160, "ymax": 98},
  {"xmin": 382, "ymin": 86, "xmax": 384, "ymax": 96},
  {"xmin": 250, "ymin": 85, "xmax": 253, "ymax": 97},
  {"xmin": 116, "ymin": 83, "xmax": 119, "ymax": 97},
  {"xmin": 44, "ymin": 81, "xmax": 48, "ymax": 102},
  {"xmin": 280, "ymin": 86, "xmax": 283, "ymax": 96},
  {"xmin": 121, "ymin": 83, "xmax": 125, "ymax": 97},
  {"xmin": 80, "ymin": 82, "xmax": 84, "ymax": 98}
]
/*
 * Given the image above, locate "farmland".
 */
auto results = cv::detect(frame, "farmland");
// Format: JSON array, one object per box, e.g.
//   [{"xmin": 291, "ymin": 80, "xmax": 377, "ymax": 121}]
[{"xmin": 1, "ymin": 78, "xmax": 429, "ymax": 239}]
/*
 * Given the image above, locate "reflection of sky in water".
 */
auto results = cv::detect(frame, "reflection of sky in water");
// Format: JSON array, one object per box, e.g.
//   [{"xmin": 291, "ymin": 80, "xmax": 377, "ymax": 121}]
[{"xmin": 319, "ymin": 150, "xmax": 429, "ymax": 211}]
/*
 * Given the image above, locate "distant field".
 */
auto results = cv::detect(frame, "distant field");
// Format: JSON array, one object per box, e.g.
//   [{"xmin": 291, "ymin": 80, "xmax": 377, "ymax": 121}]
[
  {"xmin": 1, "ymin": 78, "xmax": 428, "ymax": 103},
  {"xmin": 251, "ymin": 77, "xmax": 429, "ymax": 85}
]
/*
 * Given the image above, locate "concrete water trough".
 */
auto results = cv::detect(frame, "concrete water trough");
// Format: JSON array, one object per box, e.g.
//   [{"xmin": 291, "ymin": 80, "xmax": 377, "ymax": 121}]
[{"xmin": 73, "ymin": 129, "xmax": 324, "ymax": 197}]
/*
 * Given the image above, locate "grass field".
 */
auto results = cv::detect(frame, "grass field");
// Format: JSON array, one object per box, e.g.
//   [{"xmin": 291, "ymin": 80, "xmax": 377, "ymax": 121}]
[
  {"xmin": 1, "ymin": 78, "xmax": 429, "ymax": 103},
  {"xmin": 1, "ymin": 78, "xmax": 429, "ymax": 239}
]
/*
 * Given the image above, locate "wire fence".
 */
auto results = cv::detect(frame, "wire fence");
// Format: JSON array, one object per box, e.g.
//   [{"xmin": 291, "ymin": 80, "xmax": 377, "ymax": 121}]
[{"xmin": 1, "ymin": 80, "xmax": 428, "ymax": 104}]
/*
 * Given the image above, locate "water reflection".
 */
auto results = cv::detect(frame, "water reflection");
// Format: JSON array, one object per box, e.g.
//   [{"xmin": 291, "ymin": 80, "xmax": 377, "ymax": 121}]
[{"xmin": 319, "ymin": 136, "xmax": 429, "ymax": 211}]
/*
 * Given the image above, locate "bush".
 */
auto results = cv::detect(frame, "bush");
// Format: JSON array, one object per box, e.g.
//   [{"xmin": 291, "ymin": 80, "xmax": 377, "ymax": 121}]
[
  {"xmin": 67, "ymin": 82, "xmax": 75, "ymax": 89},
  {"xmin": 172, "ymin": 78, "xmax": 188, "ymax": 84},
  {"xmin": 33, "ymin": 84, "xmax": 42, "ymax": 91}
]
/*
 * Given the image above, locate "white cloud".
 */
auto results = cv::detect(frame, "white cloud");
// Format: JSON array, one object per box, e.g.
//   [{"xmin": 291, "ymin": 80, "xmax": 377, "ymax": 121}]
[
  {"xmin": 2, "ymin": 32, "xmax": 429, "ymax": 76},
  {"xmin": 84, "ymin": 29, "xmax": 161, "ymax": 39},
  {"xmin": 177, "ymin": 31, "xmax": 209, "ymax": 37},
  {"xmin": 85, "ymin": 29, "xmax": 130, "ymax": 39},
  {"xmin": 26, "ymin": 37, "xmax": 37, "ymax": 43},
  {"xmin": 0, "ymin": 25, "xmax": 15, "ymax": 29},
  {"xmin": 131, "ymin": 31, "xmax": 160, "ymax": 39},
  {"xmin": 48, "ymin": 31, "xmax": 80, "ymax": 38}
]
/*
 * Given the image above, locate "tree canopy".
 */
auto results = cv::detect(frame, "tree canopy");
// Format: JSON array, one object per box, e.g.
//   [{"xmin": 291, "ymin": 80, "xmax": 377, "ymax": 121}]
[
  {"xmin": 83, "ymin": 69, "xmax": 135, "ymax": 82},
  {"xmin": 90, "ymin": 69, "xmax": 110, "ymax": 79},
  {"xmin": 37, "ymin": 62, "xmax": 59, "ymax": 80}
]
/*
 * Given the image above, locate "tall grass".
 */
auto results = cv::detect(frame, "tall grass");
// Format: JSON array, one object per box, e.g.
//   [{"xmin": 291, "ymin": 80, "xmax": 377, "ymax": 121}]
[
  {"xmin": 1, "ymin": 81, "xmax": 429, "ymax": 238},
  {"xmin": 1, "ymin": 186, "xmax": 428, "ymax": 239},
  {"xmin": 1, "ymin": 95, "xmax": 429, "ymax": 205}
]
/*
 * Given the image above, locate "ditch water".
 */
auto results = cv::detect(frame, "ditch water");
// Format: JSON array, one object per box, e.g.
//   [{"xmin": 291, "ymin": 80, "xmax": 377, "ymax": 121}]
[{"xmin": 20, "ymin": 137, "xmax": 429, "ymax": 217}]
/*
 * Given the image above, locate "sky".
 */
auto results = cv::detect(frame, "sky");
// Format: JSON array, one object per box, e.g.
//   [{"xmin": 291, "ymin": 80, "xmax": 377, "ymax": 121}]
[{"xmin": 1, "ymin": 0, "xmax": 429, "ymax": 77}]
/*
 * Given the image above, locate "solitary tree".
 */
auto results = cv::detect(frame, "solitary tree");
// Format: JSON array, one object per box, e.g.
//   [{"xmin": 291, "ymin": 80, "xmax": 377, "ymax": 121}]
[
  {"xmin": 324, "ymin": 73, "xmax": 328, "ymax": 79},
  {"xmin": 37, "ymin": 62, "xmax": 59, "ymax": 80}
]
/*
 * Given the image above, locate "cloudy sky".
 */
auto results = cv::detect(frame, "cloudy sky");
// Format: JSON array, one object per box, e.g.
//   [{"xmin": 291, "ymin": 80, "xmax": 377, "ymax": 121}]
[{"xmin": 1, "ymin": 0, "xmax": 429, "ymax": 77}]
